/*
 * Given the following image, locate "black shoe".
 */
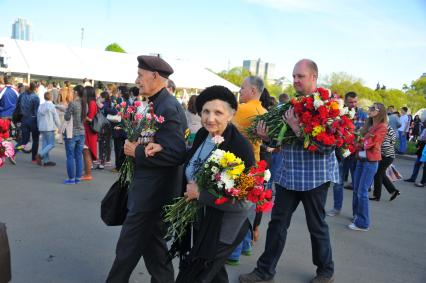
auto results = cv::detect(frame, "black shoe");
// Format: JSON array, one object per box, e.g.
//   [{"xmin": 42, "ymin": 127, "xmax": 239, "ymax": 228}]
[
  {"xmin": 389, "ymin": 190, "xmax": 400, "ymax": 201},
  {"xmin": 369, "ymin": 197, "xmax": 380, "ymax": 201},
  {"xmin": 344, "ymin": 185, "xmax": 353, "ymax": 191},
  {"xmin": 43, "ymin": 161, "xmax": 56, "ymax": 167},
  {"xmin": 239, "ymin": 270, "xmax": 274, "ymax": 283},
  {"xmin": 404, "ymin": 178, "xmax": 415, "ymax": 182}
]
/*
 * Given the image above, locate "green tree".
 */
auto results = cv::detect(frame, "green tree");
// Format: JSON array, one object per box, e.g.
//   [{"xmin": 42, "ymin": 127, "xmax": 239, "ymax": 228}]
[
  {"xmin": 217, "ymin": 67, "xmax": 250, "ymax": 87},
  {"xmin": 105, "ymin": 43, "xmax": 126, "ymax": 53}
]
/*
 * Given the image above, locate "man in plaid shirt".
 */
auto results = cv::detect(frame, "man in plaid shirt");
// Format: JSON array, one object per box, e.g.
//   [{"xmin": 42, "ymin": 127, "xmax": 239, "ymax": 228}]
[{"xmin": 239, "ymin": 59, "xmax": 338, "ymax": 283}]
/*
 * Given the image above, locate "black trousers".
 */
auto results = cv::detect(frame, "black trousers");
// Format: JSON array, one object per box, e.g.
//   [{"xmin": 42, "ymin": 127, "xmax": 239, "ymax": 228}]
[
  {"xmin": 256, "ymin": 183, "xmax": 334, "ymax": 280},
  {"xmin": 106, "ymin": 210, "xmax": 174, "ymax": 283},
  {"xmin": 99, "ymin": 124, "xmax": 112, "ymax": 164},
  {"xmin": 178, "ymin": 220, "xmax": 250, "ymax": 283},
  {"xmin": 113, "ymin": 137, "xmax": 125, "ymax": 169},
  {"xmin": 20, "ymin": 118, "xmax": 39, "ymax": 160},
  {"xmin": 373, "ymin": 156, "xmax": 397, "ymax": 199}
]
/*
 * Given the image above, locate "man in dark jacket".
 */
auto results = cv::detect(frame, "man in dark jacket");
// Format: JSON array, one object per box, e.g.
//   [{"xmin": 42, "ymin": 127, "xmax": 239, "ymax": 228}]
[{"xmin": 106, "ymin": 55, "xmax": 187, "ymax": 283}]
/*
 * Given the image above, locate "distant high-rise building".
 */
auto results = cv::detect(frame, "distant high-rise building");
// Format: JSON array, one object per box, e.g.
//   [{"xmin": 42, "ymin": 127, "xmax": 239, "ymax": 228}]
[
  {"xmin": 242, "ymin": 59, "xmax": 275, "ymax": 80},
  {"xmin": 11, "ymin": 18, "xmax": 32, "ymax": 41}
]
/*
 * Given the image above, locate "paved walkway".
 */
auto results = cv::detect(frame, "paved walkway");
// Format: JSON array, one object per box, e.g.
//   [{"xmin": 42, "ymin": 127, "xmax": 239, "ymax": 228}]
[{"xmin": 0, "ymin": 145, "xmax": 425, "ymax": 283}]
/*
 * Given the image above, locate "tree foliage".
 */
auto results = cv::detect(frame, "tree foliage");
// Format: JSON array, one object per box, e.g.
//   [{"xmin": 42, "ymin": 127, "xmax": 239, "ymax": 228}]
[
  {"xmin": 105, "ymin": 43, "xmax": 126, "ymax": 53},
  {"xmin": 217, "ymin": 67, "xmax": 250, "ymax": 87},
  {"xmin": 217, "ymin": 68, "xmax": 426, "ymax": 113},
  {"xmin": 326, "ymin": 72, "xmax": 426, "ymax": 112}
]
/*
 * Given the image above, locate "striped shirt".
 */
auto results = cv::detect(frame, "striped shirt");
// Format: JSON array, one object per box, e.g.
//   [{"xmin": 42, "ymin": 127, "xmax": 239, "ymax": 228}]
[
  {"xmin": 275, "ymin": 142, "xmax": 340, "ymax": 191},
  {"xmin": 381, "ymin": 125, "xmax": 396, "ymax": 158}
]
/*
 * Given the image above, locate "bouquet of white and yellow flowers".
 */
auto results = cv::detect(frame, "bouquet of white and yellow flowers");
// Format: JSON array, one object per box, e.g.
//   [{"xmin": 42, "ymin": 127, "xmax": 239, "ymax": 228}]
[{"xmin": 164, "ymin": 136, "xmax": 273, "ymax": 245}]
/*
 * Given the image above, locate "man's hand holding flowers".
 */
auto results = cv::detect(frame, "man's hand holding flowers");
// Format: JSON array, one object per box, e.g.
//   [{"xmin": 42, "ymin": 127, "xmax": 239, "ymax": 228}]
[
  {"xmin": 124, "ymin": 140, "xmax": 138, "ymax": 158},
  {"xmin": 283, "ymin": 107, "xmax": 301, "ymax": 137}
]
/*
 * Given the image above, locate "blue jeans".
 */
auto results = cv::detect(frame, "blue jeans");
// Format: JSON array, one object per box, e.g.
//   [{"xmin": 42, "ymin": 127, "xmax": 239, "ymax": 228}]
[
  {"xmin": 409, "ymin": 157, "xmax": 423, "ymax": 181},
  {"xmin": 39, "ymin": 131, "xmax": 55, "ymax": 163},
  {"xmin": 398, "ymin": 131, "xmax": 407, "ymax": 153},
  {"xmin": 342, "ymin": 154, "xmax": 356, "ymax": 184},
  {"xmin": 228, "ymin": 230, "xmax": 252, "ymax": 260},
  {"xmin": 332, "ymin": 161, "xmax": 344, "ymax": 210},
  {"xmin": 352, "ymin": 160, "xmax": 378, "ymax": 229},
  {"xmin": 255, "ymin": 183, "xmax": 334, "ymax": 280},
  {"xmin": 64, "ymin": 135, "xmax": 85, "ymax": 180}
]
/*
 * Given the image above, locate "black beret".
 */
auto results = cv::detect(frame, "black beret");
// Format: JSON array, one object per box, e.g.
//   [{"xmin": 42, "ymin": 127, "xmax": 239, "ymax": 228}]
[
  {"xmin": 196, "ymin": 85, "xmax": 238, "ymax": 114},
  {"xmin": 137, "ymin": 55, "xmax": 174, "ymax": 78}
]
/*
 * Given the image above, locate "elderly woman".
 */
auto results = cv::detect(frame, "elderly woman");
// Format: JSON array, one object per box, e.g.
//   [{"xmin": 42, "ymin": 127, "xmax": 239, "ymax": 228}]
[{"xmin": 146, "ymin": 85, "xmax": 255, "ymax": 283}]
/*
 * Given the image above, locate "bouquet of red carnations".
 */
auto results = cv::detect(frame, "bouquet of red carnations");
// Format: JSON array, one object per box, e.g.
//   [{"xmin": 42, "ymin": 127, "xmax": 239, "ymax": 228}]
[
  {"xmin": 248, "ymin": 88, "xmax": 356, "ymax": 156},
  {"xmin": 115, "ymin": 101, "xmax": 165, "ymax": 186}
]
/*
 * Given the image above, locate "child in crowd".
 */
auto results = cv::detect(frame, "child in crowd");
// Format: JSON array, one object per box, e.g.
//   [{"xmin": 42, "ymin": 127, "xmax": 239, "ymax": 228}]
[{"xmin": 36, "ymin": 91, "xmax": 61, "ymax": 166}]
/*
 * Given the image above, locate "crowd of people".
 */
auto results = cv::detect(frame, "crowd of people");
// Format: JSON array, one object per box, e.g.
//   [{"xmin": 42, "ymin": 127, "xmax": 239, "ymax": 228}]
[{"xmin": 0, "ymin": 55, "xmax": 424, "ymax": 283}]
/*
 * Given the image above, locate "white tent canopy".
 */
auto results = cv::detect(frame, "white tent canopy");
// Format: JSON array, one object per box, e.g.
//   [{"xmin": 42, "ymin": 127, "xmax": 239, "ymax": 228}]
[{"xmin": 0, "ymin": 37, "xmax": 239, "ymax": 92}]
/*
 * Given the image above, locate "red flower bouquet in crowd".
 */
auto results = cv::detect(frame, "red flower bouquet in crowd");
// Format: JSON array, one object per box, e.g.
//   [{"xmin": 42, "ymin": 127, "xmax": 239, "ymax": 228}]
[
  {"xmin": 0, "ymin": 137, "xmax": 14, "ymax": 167},
  {"xmin": 291, "ymin": 87, "xmax": 356, "ymax": 156},
  {"xmin": 115, "ymin": 101, "xmax": 165, "ymax": 186},
  {"xmin": 248, "ymin": 87, "xmax": 356, "ymax": 156},
  {"xmin": 0, "ymin": 119, "xmax": 11, "ymax": 139}
]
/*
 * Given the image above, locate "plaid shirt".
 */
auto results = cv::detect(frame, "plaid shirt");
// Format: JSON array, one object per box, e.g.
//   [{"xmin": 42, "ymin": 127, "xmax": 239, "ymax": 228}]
[{"xmin": 275, "ymin": 142, "xmax": 340, "ymax": 191}]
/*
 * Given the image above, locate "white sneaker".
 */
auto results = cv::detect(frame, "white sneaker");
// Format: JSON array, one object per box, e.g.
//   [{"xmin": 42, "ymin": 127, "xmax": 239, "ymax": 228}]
[
  {"xmin": 348, "ymin": 223, "xmax": 369, "ymax": 232},
  {"xmin": 326, "ymin": 209, "xmax": 340, "ymax": 217}
]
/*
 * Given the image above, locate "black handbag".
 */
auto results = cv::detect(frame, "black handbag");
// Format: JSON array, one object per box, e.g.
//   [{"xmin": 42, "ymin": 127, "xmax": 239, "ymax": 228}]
[
  {"xmin": 101, "ymin": 181, "xmax": 128, "ymax": 226},
  {"xmin": 0, "ymin": 222, "xmax": 11, "ymax": 283},
  {"xmin": 90, "ymin": 111, "xmax": 109, "ymax": 133}
]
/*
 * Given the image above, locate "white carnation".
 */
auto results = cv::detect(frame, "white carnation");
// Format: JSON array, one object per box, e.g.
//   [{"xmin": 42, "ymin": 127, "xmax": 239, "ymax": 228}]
[
  {"xmin": 314, "ymin": 99, "xmax": 324, "ymax": 109},
  {"xmin": 340, "ymin": 107, "xmax": 349, "ymax": 116},
  {"xmin": 342, "ymin": 149, "xmax": 351, "ymax": 158},
  {"xmin": 220, "ymin": 172, "xmax": 235, "ymax": 191},
  {"xmin": 264, "ymin": 170, "xmax": 271, "ymax": 182},
  {"xmin": 348, "ymin": 109, "xmax": 356, "ymax": 119}
]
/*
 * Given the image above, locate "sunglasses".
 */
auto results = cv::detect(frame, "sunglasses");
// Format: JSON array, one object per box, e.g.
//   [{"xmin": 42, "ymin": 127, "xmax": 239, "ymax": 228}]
[{"xmin": 369, "ymin": 106, "xmax": 379, "ymax": 112}]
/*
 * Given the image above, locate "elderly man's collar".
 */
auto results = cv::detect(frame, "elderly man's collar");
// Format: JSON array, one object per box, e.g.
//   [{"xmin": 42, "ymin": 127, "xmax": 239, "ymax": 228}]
[{"xmin": 148, "ymin": 87, "xmax": 166, "ymax": 102}]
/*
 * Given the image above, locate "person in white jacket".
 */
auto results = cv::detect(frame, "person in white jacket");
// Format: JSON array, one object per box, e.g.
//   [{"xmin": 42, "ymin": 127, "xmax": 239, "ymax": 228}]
[{"xmin": 36, "ymin": 91, "xmax": 61, "ymax": 166}]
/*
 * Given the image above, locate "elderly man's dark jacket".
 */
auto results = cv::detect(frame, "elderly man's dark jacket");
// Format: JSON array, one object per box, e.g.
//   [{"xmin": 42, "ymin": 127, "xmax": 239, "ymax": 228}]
[{"xmin": 127, "ymin": 88, "xmax": 187, "ymax": 212}]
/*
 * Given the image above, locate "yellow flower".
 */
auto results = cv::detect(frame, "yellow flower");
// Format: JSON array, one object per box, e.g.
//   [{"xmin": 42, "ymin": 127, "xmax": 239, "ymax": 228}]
[
  {"xmin": 229, "ymin": 163, "xmax": 245, "ymax": 177},
  {"xmin": 312, "ymin": 125, "xmax": 325, "ymax": 137},
  {"xmin": 220, "ymin": 152, "xmax": 237, "ymax": 167},
  {"xmin": 235, "ymin": 173, "xmax": 255, "ymax": 199}
]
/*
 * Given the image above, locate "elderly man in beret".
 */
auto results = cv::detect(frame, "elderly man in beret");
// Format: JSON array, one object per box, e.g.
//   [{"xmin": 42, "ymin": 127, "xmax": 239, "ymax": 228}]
[{"xmin": 107, "ymin": 55, "xmax": 188, "ymax": 283}]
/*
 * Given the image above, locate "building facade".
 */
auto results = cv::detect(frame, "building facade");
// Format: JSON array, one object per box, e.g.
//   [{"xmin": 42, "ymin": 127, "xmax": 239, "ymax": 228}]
[
  {"xmin": 11, "ymin": 18, "xmax": 32, "ymax": 41},
  {"xmin": 242, "ymin": 58, "xmax": 275, "ymax": 80}
]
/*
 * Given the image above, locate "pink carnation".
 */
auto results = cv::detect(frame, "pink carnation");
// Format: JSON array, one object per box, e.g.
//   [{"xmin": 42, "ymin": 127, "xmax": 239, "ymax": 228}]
[
  {"xmin": 133, "ymin": 101, "xmax": 142, "ymax": 107},
  {"xmin": 155, "ymin": 115, "xmax": 165, "ymax": 124},
  {"xmin": 1, "ymin": 141, "xmax": 14, "ymax": 158},
  {"xmin": 120, "ymin": 101, "xmax": 127, "ymax": 107},
  {"xmin": 135, "ymin": 113, "xmax": 143, "ymax": 120}
]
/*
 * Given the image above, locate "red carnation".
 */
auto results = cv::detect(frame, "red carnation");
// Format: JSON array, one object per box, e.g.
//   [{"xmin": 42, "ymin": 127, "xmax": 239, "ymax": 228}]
[
  {"xmin": 308, "ymin": 145, "xmax": 318, "ymax": 152},
  {"xmin": 256, "ymin": 201, "xmax": 274, "ymax": 212},
  {"xmin": 215, "ymin": 197, "xmax": 228, "ymax": 205}
]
